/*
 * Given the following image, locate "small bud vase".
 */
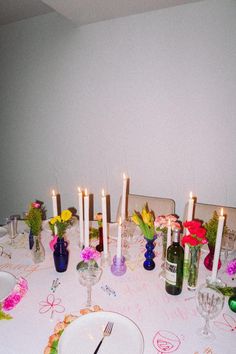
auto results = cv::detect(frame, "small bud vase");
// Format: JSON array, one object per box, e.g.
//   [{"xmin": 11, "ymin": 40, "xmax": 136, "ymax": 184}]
[
  {"xmin": 187, "ymin": 246, "xmax": 200, "ymax": 291},
  {"xmin": 53, "ymin": 237, "xmax": 69, "ymax": 272},
  {"xmin": 32, "ymin": 234, "xmax": 45, "ymax": 264},
  {"xmin": 204, "ymin": 244, "xmax": 221, "ymax": 271},
  {"xmin": 143, "ymin": 236, "xmax": 157, "ymax": 271}
]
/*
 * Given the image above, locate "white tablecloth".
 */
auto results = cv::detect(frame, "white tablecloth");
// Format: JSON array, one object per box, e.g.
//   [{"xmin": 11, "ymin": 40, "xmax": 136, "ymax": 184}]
[{"xmin": 0, "ymin": 221, "xmax": 235, "ymax": 354}]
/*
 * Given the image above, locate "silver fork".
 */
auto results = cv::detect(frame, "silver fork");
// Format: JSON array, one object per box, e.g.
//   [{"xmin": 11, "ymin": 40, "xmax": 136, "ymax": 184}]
[{"xmin": 93, "ymin": 321, "xmax": 114, "ymax": 354}]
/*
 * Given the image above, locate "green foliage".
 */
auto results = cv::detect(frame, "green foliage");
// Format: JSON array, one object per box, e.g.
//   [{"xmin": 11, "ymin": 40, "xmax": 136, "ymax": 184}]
[
  {"xmin": 0, "ymin": 305, "xmax": 12, "ymax": 320},
  {"xmin": 204, "ymin": 210, "xmax": 228, "ymax": 247},
  {"xmin": 25, "ymin": 207, "xmax": 42, "ymax": 236}
]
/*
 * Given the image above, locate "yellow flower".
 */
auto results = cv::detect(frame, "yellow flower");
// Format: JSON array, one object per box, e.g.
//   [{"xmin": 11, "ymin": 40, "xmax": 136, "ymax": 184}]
[
  {"xmin": 61, "ymin": 210, "xmax": 72, "ymax": 222},
  {"xmin": 50, "ymin": 216, "xmax": 61, "ymax": 225},
  {"xmin": 131, "ymin": 214, "xmax": 140, "ymax": 225},
  {"xmin": 142, "ymin": 208, "xmax": 150, "ymax": 224}
]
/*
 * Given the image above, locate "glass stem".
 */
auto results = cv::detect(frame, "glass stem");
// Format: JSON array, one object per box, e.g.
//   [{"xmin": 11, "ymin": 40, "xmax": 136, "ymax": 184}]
[
  {"xmin": 203, "ymin": 317, "xmax": 210, "ymax": 336},
  {"xmin": 86, "ymin": 284, "xmax": 92, "ymax": 308}
]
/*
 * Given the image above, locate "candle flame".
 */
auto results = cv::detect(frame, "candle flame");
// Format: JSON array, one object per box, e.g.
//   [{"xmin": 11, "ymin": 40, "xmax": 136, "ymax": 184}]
[
  {"xmin": 78, "ymin": 186, "xmax": 81, "ymax": 193},
  {"xmin": 119, "ymin": 217, "xmax": 122, "ymax": 226},
  {"xmin": 168, "ymin": 219, "xmax": 171, "ymax": 226},
  {"xmin": 52, "ymin": 189, "xmax": 56, "ymax": 196},
  {"xmin": 220, "ymin": 208, "xmax": 224, "ymax": 216},
  {"xmin": 84, "ymin": 188, "xmax": 88, "ymax": 196},
  {"xmin": 123, "ymin": 173, "xmax": 126, "ymax": 180},
  {"xmin": 189, "ymin": 191, "xmax": 193, "ymax": 199},
  {"xmin": 102, "ymin": 189, "xmax": 105, "ymax": 197}
]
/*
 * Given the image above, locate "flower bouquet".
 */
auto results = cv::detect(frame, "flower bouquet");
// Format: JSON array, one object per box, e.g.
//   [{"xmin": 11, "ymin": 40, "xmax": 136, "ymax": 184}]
[
  {"xmin": 182, "ymin": 220, "xmax": 207, "ymax": 290},
  {"xmin": 25, "ymin": 202, "xmax": 45, "ymax": 263},
  {"xmin": 49, "ymin": 210, "xmax": 72, "ymax": 238},
  {"xmin": 132, "ymin": 203, "xmax": 156, "ymax": 270}
]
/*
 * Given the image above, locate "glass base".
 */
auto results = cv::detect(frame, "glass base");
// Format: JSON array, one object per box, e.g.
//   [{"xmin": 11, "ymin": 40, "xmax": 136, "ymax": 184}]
[
  {"xmin": 111, "ymin": 255, "xmax": 126, "ymax": 276},
  {"xmin": 100, "ymin": 252, "xmax": 111, "ymax": 267},
  {"xmin": 206, "ymin": 276, "xmax": 226, "ymax": 288},
  {"xmin": 197, "ymin": 327, "xmax": 215, "ymax": 340}
]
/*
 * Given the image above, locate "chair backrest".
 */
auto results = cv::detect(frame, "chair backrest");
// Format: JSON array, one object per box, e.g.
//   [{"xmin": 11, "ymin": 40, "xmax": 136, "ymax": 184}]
[
  {"xmin": 183, "ymin": 202, "xmax": 236, "ymax": 230},
  {"xmin": 116, "ymin": 194, "xmax": 175, "ymax": 221}
]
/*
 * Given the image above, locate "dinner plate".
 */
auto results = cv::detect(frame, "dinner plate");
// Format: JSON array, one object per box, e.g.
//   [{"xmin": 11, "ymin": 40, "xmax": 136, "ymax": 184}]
[
  {"xmin": 0, "ymin": 226, "xmax": 7, "ymax": 238},
  {"xmin": 58, "ymin": 311, "xmax": 144, "ymax": 354},
  {"xmin": 0, "ymin": 271, "xmax": 17, "ymax": 302}
]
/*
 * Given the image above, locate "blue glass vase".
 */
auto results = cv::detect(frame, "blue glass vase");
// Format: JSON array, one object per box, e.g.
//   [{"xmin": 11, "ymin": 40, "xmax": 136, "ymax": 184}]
[
  {"xmin": 143, "ymin": 236, "xmax": 156, "ymax": 270},
  {"xmin": 53, "ymin": 237, "xmax": 69, "ymax": 272}
]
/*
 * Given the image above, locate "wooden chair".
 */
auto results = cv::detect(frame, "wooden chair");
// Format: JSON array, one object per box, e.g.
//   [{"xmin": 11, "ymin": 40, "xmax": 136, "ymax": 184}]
[{"xmin": 116, "ymin": 193, "xmax": 175, "ymax": 221}]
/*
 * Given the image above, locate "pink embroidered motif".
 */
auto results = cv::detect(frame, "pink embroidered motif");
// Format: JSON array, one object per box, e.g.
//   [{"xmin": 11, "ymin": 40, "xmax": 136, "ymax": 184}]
[{"xmin": 39, "ymin": 294, "xmax": 65, "ymax": 317}]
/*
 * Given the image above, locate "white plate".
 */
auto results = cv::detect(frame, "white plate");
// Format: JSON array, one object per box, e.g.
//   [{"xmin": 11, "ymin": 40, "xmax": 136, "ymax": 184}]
[
  {"xmin": 0, "ymin": 226, "xmax": 7, "ymax": 238},
  {"xmin": 0, "ymin": 271, "xmax": 17, "ymax": 302},
  {"xmin": 58, "ymin": 311, "xmax": 144, "ymax": 354}
]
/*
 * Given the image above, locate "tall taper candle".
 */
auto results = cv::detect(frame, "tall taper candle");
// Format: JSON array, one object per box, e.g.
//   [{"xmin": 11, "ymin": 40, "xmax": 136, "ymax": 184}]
[
  {"xmin": 78, "ymin": 187, "xmax": 84, "ymax": 247},
  {"xmin": 101, "ymin": 189, "xmax": 108, "ymax": 256},
  {"xmin": 52, "ymin": 189, "xmax": 58, "ymax": 217},
  {"xmin": 121, "ymin": 173, "xmax": 128, "ymax": 222},
  {"xmin": 117, "ymin": 217, "xmax": 122, "ymax": 259},
  {"xmin": 187, "ymin": 191, "xmax": 194, "ymax": 222},
  {"xmin": 84, "ymin": 189, "xmax": 89, "ymax": 248},
  {"xmin": 184, "ymin": 192, "xmax": 195, "ymax": 278},
  {"xmin": 211, "ymin": 208, "xmax": 225, "ymax": 282},
  {"xmin": 167, "ymin": 218, "xmax": 172, "ymax": 249}
]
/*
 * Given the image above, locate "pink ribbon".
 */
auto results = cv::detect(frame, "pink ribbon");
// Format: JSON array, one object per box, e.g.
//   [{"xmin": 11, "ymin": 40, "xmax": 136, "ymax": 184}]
[
  {"xmin": 49, "ymin": 236, "xmax": 58, "ymax": 251},
  {"xmin": 39, "ymin": 294, "xmax": 65, "ymax": 316}
]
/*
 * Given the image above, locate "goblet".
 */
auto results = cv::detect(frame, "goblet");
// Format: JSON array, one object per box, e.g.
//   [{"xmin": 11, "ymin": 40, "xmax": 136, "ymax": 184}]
[
  {"xmin": 77, "ymin": 265, "xmax": 102, "ymax": 308},
  {"xmin": 122, "ymin": 219, "xmax": 137, "ymax": 259},
  {"xmin": 5, "ymin": 217, "xmax": 18, "ymax": 245},
  {"xmin": 196, "ymin": 283, "xmax": 224, "ymax": 339},
  {"xmin": 221, "ymin": 231, "xmax": 236, "ymax": 264}
]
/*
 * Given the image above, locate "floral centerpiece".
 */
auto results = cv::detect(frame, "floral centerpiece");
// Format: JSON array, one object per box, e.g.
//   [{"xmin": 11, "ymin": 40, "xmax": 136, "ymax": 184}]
[
  {"xmin": 132, "ymin": 203, "xmax": 156, "ymax": 270},
  {"xmin": 132, "ymin": 203, "xmax": 155, "ymax": 240},
  {"xmin": 155, "ymin": 214, "xmax": 181, "ymax": 261},
  {"xmin": 76, "ymin": 246, "xmax": 100, "ymax": 271},
  {"xmin": 25, "ymin": 202, "xmax": 43, "ymax": 236},
  {"xmin": 49, "ymin": 210, "xmax": 72, "ymax": 273},
  {"xmin": 49, "ymin": 210, "xmax": 72, "ymax": 238},
  {"xmin": 203, "ymin": 211, "xmax": 228, "ymax": 271},
  {"xmin": 25, "ymin": 201, "xmax": 45, "ymax": 263},
  {"xmin": 182, "ymin": 220, "xmax": 207, "ymax": 290}
]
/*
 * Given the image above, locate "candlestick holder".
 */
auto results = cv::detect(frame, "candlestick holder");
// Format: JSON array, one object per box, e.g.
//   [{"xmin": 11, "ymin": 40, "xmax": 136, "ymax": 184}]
[
  {"xmin": 96, "ymin": 227, "xmax": 103, "ymax": 252},
  {"xmin": 111, "ymin": 255, "xmax": 126, "ymax": 276},
  {"xmin": 206, "ymin": 276, "xmax": 226, "ymax": 288}
]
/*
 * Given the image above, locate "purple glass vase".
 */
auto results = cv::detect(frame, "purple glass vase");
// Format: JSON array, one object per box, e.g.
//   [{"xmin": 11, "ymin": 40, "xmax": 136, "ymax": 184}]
[{"xmin": 204, "ymin": 244, "xmax": 221, "ymax": 271}]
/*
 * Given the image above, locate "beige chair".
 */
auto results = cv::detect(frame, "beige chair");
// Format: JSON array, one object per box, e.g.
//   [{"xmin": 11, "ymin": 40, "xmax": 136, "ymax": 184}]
[
  {"xmin": 116, "ymin": 194, "xmax": 175, "ymax": 221},
  {"xmin": 184, "ymin": 202, "xmax": 236, "ymax": 230}
]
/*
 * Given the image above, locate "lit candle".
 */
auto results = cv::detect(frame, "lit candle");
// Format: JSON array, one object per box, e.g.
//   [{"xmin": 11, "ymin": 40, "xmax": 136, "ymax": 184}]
[
  {"xmin": 101, "ymin": 189, "xmax": 108, "ymax": 256},
  {"xmin": 52, "ymin": 189, "xmax": 58, "ymax": 217},
  {"xmin": 187, "ymin": 191, "xmax": 194, "ymax": 222},
  {"xmin": 121, "ymin": 173, "xmax": 128, "ymax": 222},
  {"xmin": 78, "ymin": 187, "xmax": 84, "ymax": 247},
  {"xmin": 84, "ymin": 188, "xmax": 89, "ymax": 248},
  {"xmin": 211, "ymin": 208, "xmax": 225, "ymax": 282},
  {"xmin": 167, "ymin": 219, "xmax": 172, "ymax": 249},
  {"xmin": 117, "ymin": 217, "xmax": 122, "ymax": 259}
]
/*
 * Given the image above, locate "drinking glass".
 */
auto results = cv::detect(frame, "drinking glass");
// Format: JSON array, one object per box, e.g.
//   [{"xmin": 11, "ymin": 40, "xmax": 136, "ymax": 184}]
[
  {"xmin": 221, "ymin": 231, "xmax": 236, "ymax": 263},
  {"xmin": 122, "ymin": 218, "xmax": 138, "ymax": 260},
  {"xmin": 78, "ymin": 265, "xmax": 102, "ymax": 308},
  {"xmin": 196, "ymin": 283, "xmax": 224, "ymax": 339},
  {"xmin": 5, "ymin": 217, "xmax": 18, "ymax": 244}
]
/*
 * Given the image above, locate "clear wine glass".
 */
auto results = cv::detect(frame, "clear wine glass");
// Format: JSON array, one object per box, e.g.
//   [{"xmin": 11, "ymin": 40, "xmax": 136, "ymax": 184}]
[
  {"xmin": 77, "ymin": 265, "xmax": 102, "ymax": 308},
  {"xmin": 221, "ymin": 231, "xmax": 236, "ymax": 264},
  {"xmin": 196, "ymin": 283, "xmax": 224, "ymax": 339},
  {"xmin": 122, "ymin": 218, "xmax": 138, "ymax": 260},
  {"xmin": 5, "ymin": 217, "xmax": 18, "ymax": 245}
]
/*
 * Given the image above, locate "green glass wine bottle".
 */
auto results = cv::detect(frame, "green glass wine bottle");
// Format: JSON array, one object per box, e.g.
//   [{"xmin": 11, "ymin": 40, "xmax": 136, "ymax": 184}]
[{"xmin": 165, "ymin": 228, "xmax": 184, "ymax": 295}]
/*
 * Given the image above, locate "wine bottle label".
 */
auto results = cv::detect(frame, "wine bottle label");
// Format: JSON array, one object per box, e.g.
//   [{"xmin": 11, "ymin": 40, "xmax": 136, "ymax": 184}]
[{"xmin": 165, "ymin": 260, "xmax": 177, "ymax": 285}]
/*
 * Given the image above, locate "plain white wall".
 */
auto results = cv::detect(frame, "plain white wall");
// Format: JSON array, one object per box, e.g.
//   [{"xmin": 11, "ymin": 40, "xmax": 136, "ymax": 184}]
[{"xmin": 0, "ymin": 0, "xmax": 236, "ymax": 223}]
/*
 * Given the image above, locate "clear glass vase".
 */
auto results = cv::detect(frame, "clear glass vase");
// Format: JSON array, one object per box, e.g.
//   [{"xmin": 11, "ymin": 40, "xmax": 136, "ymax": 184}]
[
  {"xmin": 187, "ymin": 246, "xmax": 200, "ymax": 291},
  {"xmin": 32, "ymin": 234, "xmax": 45, "ymax": 264}
]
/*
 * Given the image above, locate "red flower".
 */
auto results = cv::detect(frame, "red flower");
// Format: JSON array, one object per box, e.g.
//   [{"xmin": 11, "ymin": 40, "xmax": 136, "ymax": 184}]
[{"xmin": 182, "ymin": 219, "xmax": 208, "ymax": 247}]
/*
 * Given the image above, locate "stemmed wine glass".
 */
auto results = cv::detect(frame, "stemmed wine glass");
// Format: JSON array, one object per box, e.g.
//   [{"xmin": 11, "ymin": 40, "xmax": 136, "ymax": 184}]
[
  {"xmin": 77, "ymin": 265, "xmax": 102, "ymax": 308},
  {"xmin": 122, "ymin": 218, "xmax": 138, "ymax": 260},
  {"xmin": 196, "ymin": 283, "xmax": 224, "ymax": 339}
]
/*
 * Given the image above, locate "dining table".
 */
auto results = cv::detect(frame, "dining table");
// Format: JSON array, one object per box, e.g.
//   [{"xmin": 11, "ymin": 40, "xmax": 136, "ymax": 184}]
[{"xmin": 0, "ymin": 220, "xmax": 235, "ymax": 354}]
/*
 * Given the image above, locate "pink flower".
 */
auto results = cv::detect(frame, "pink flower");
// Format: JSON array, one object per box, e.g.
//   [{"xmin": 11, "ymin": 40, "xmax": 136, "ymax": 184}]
[
  {"xmin": 227, "ymin": 259, "xmax": 236, "ymax": 276},
  {"xmin": 80, "ymin": 247, "xmax": 100, "ymax": 262},
  {"xmin": 32, "ymin": 202, "xmax": 41, "ymax": 208}
]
